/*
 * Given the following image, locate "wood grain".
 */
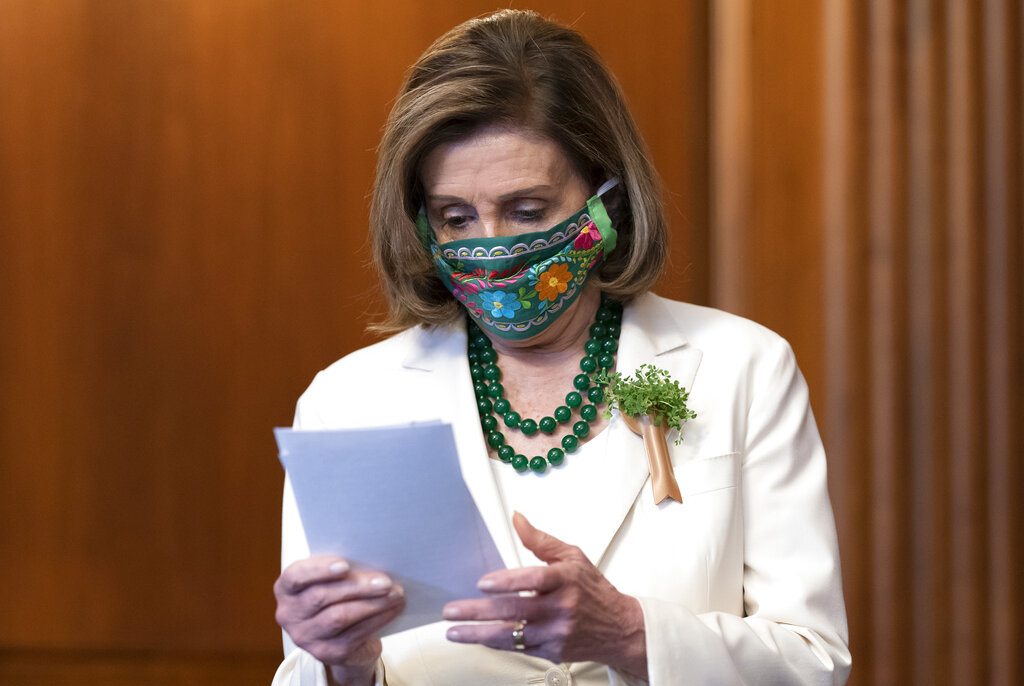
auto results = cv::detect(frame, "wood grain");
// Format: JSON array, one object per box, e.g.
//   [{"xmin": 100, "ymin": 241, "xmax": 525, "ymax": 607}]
[{"xmin": 1, "ymin": 1, "xmax": 1020, "ymax": 683}]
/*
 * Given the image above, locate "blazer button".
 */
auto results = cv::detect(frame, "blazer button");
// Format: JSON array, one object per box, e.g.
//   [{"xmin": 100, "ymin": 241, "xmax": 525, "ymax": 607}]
[{"xmin": 544, "ymin": 666, "xmax": 571, "ymax": 686}]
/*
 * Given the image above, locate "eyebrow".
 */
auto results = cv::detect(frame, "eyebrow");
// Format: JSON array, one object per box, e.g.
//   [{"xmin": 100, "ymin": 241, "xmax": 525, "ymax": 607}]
[{"xmin": 426, "ymin": 185, "xmax": 558, "ymax": 205}]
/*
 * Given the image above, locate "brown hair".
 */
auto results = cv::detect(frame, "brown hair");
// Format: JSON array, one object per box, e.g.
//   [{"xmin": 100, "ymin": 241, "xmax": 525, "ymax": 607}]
[{"xmin": 370, "ymin": 9, "xmax": 667, "ymax": 333}]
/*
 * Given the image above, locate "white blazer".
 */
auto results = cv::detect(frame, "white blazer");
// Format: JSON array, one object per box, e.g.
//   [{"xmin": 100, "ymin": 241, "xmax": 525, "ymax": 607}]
[{"xmin": 273, "ymin": 293, "xmax": 851, "ymax": 685}]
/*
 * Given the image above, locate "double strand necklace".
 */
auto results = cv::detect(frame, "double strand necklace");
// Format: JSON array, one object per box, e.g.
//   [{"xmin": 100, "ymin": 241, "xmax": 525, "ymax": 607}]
[{"xmin": 468, "ymin": 296, "xmax": 623, "ymax": 473}]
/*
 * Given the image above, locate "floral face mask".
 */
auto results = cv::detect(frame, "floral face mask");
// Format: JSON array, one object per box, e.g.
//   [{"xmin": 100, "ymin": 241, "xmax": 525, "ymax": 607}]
[{"xmin": 417, "ymin": 179, "xmax": 619, "ymax": 340}]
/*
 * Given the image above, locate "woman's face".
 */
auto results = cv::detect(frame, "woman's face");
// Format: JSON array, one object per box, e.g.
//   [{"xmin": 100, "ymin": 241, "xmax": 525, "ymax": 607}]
[{"xmin": 421, "ymin": 126, "xmax": 590, "ymax": 244}]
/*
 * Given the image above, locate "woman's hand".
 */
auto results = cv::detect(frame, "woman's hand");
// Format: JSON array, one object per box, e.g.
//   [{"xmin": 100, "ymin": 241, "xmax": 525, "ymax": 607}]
[
  {"xmin": 442, "ymin": 512, "xmax": 648, "ymax": 681},
  {"xmin": 274, "ymin": 556, "xmax": 405, "ymax": 686}
]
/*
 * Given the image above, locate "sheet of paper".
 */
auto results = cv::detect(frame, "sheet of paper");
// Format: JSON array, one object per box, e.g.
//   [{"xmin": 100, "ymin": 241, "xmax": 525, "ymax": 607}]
[{"xmin": 275, "ymin": 422, "xmax": 505, "ymax": 636}]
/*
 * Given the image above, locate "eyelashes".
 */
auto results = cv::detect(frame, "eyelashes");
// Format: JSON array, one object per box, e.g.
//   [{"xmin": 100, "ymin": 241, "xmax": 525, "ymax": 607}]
[{"xmin": 439, "ymin": 208, "xmax": 547, "ymax": 231}]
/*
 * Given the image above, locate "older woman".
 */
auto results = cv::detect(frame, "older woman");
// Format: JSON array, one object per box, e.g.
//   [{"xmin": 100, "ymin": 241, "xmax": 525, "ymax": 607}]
[{"xmin": 273, "ymin": 10, "xmax": 850, "ymax": 686}]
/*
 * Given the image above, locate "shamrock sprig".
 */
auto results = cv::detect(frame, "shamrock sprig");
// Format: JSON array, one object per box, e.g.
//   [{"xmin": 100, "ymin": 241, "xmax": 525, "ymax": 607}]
[{"xmin": 598, "ymin": 364, "xmax": 697, "ymax": 445}]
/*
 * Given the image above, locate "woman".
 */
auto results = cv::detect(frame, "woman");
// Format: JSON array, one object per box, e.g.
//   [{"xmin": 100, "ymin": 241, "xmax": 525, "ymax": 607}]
[{"xmin": 273, "ymin": 10, "xmax": 850, "ymax": 686}]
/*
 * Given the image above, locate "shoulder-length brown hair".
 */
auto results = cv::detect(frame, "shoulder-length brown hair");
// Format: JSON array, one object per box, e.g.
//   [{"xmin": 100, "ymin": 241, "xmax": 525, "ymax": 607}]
[{"xmin": 370, "ymin": 9, "xmax": 667, "ymax": 333}]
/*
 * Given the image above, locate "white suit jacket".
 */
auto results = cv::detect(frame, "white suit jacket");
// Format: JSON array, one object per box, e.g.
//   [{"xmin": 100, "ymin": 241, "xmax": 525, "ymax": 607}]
[{"xmin": 273, "ymin": 293, "xmax": 851, "ymax": 685}]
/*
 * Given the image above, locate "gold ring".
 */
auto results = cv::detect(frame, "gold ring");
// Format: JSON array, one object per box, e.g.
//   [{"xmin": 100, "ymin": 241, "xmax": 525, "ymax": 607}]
[{"xmin": 511, "ymin": 619, "xmax": 527, "ymax": 651}]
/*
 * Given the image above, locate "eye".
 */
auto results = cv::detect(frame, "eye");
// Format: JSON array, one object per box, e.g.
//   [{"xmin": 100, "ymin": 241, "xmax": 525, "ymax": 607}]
[
  {"xmin": 442, "ymin": 213, "xmax": 471, "ymax": 229},
  {"xmin": 511, "ymin": 208, "xmax": 545, "ymax": 223}
]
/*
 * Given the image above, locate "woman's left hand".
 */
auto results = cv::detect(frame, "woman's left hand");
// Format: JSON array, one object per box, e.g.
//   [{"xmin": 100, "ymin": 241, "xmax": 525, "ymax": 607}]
[{"xmin": 442, "ymin": 512, "xmax": 648, "ymax": 680}]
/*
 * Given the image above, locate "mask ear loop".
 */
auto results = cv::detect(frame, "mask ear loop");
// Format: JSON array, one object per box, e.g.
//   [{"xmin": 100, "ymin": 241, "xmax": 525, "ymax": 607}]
[
  {"xmin": 596, "ymin": 177, "xmax": 620, "ymax": 196},
  {"xmin": 587, "ymin": 178, "xmax": 621, "ymax": 253}
]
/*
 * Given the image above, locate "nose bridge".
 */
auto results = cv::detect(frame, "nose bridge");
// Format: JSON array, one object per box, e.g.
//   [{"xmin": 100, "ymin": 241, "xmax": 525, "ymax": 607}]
[
  {"xmin": 478, "ymin": 207, "xmax": 503, "ymax": 238},
  {"xmin": 480, "ymin": 219, "xmax": 500, "ymax": 238}
]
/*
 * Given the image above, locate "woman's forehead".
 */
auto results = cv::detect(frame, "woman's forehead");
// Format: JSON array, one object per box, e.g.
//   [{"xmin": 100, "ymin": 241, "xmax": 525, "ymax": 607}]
[{"xmin": 421, "ymin": 126, "xmax": 580, "ymax": 199}]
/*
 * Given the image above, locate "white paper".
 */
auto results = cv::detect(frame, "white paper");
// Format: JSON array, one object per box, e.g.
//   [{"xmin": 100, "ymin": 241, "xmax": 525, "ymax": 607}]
[{"xmin": 275, "ymin": 422, "xmax": 505, "ymax": 635}]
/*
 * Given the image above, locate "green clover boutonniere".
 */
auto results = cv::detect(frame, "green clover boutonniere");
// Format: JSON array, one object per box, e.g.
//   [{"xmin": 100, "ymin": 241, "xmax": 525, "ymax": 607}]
[{"xmin": 598, "ymin": 364, "xmax": 697, "ymax": 504}]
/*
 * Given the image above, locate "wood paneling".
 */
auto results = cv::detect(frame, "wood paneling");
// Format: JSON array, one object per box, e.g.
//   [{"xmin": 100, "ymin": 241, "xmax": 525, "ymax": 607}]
[
  {"xmin": 1, "ymin": 0, "xmax": 1020, "ymax": 684},
  {"xmin": 0, "ymin": 650, "xmax": 279, "ymax": 686},
  {"xmin": 0, "ymin": 0, "xmax": 708, "ymax": 681},
  {"xmin": 716, "ymin": 1, "xmax": 1022, "ymax": 685}
]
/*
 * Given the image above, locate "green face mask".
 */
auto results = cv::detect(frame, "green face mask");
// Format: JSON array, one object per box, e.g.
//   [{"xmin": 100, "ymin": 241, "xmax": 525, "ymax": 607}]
[{"xmin": 417, "ymin": 180, "xmax": 619, "ymax": 340}]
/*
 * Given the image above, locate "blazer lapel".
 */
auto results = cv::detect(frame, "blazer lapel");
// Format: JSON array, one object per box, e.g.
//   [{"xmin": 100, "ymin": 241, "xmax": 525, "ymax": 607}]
[
  {"xmin": 402, "ymin": 324, "xmax": 522, "ymax": 570},
  {"xmin": 562, "ymin": 293, "xmax": 703, "ymax": 568},
  {"xmin": 399, "ymin": 292, "xmax": 702, "ymax": 572}
]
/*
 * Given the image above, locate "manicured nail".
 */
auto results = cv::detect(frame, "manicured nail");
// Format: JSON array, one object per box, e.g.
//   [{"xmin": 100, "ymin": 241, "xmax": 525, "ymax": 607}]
[
  {"xmin": 442, "ymin": 605, "xmax": 461, "ymax": 619},
  {"xmin": 477, "ymin": 577, "xmax": 497, "ymax": 591},
  {"xmin": 329, "ymin": 561, "xmax": 349, "ymax": 574},
  {"xmin": 370, "ymin": 576, "xmax": 392, "ymax": 590},
  {"xmin": 446, "ymin": 628, "xmax": 462, "ymax": 641}
]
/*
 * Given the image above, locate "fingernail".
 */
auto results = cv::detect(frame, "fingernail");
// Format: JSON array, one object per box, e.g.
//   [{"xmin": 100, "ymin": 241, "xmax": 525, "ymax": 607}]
[
  {"xmin": 329, "ymin": 561, "xmax": 349, "ymax": 574},
  {"xmin": 477, "ymin": 578, "xmax": 496, "ymax": 591},
  {"xmin": 442, "ymin": 605, "xmax": 461, "ymax": 619},
  {"xmin": 370, "ymin": 576, "xmax": 392, "ymax": 590},
  {"xmin": 446, "ymin": 628, "xmax": 462, "ymax": 641}
]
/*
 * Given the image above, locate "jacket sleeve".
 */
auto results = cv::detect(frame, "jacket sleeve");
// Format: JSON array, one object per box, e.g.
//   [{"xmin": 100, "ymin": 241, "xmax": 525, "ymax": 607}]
[{"xmin": 621, "ymin": 338, "xmax": 851, "ymax": 685}]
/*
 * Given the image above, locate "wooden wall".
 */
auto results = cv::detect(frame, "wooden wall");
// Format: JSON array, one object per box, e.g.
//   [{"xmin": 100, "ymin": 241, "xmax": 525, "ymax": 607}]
[{"xmin": 0, "ymin": 1, "xmax": 1019, "ymax": 685}]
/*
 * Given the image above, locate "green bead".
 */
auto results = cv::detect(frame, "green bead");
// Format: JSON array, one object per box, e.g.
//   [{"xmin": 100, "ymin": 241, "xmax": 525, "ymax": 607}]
[
  {"xmin": 493, "ymin": 398, "xmax": 511, "ymax": 415},
  {"xmin": 529, "ymin": 456, "xmax": 547, "ymax": 473},
  {"xmin": 602, "ymin": 338, "xmax": 618, "ymax": 353},
  {"xmin": 587, "ymin": 386, "xmax": 604, "ymax": 404},
  {"xmin": 596, "ymin": 307, "xmax": 614, "ymax": 323},
  {"xmin": 498, "ymin": 445, "xmax": 515, "ymax": 462},
  {"xmin": 580, "ymin": 404, "xmax": 598, "ymax": 422},
  {"xmin": 471, "ymin": 331, "xmax": 491, "ymax": 348},
  {"xmin": 598, "ymin": 352, "xmax": 615, "ymax": 369},
  {"xmin": 573, "ymin": 374, "xmax": 590, "ymax": 391},
  {"xmin": 608, "ymin": 309, "xmax": 622, "ymax": 324},
  {"xmin": 503, "ymin": 411, "xmax": 521, "ymax": 428},
  {"xmin": 467, "ymin": 350, "xmax": 478, "ymax": 363},
  {"xmin": 478, "ymin": 348, "xmax": 497, "ymax": 363},
  {"xmin": 481, "ymin": 415, "xmax": 497, "ymax": 431},
  {"xmin": 474, "ymin": 381, "xmax": 488, "ymax": 397},
  {"xmin": 511, "ymin": 454, "xmax": 529, "ymax": 472},
  {"xmin": 487, "ymin": 382, "xmax": 504, "ymax": 399},
  {"xmin": 573, "ymin": 420, "xmax": 590, "ymax": 438},
  {"xmin": 554, "ymin": 405, "xmax": 572, "ymax": 422},
  {"xmin": 520, "ymin": 418, "xmax": 538, "ymax": 435},
  {"xmin": 565, "ymin": 391, "xmax": 582, "ymax": 408},
  {"xmin": 484, "ymin": 365, "xmax": 502, "ymax": 381},
  {"xmin": 478, "ymin": 397, "xmax": 493, "ymax": 415},
  {"xmin": 584, "ymin": 338, "xmax": 602, "ymax": 355},
  {"xmin": 589, "ymin": 323, "xmax": 608, "ymax": 338},
  {"xmin": 547, "ymin": 447, "xmax": 565, "ymax": 466},
  {"xmin": 487, "ymin": 431, "xmax": 505, "ymax": 448},
  {"xmin": 470, "ymin": 364, "xmax": 485, "ymax": 381},
  {"xmin": 561, "ymin": 434, "xmax": 579, "ymax": 452},
  {"xmin": 580, "ymin": 356, "xmax": 597, "ymax": 373},
  {"xmin": 607, "ymin": 323, "xmax": 621, "ymax": 338},
  {"xmin": 539, "ymin": 416, "xmax": 557, "ymax": 434}
]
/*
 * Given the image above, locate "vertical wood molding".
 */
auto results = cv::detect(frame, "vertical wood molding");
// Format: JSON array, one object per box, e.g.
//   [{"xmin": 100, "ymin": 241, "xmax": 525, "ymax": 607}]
[
  {"xmin": 945, "ymin": 2, "xmax": 987, "ymax": 683},
  {"xmin": 823, "ymin": 1, "xmax": 1022, "ymax": 684},
  {"xmin": 710, "ymin": 0, "xmax": 751, "ymax": 314},
  {"xmin": 867, "ymin": 2, "xmax": 912, "ymax": 683},
  {"xmin": 822, "ymin": 2, "xmax": 873, "ymax": 679},
  {"xmin": 906, "ymin": 2, "xmax": 947, "ymax": 684},
  {"xmin": 981, "ymin": 1, "xmax": 1022, "ymax": 684}
]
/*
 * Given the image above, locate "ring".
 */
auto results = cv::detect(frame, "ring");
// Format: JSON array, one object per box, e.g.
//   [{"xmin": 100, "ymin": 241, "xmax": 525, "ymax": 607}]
[{"xmin": 511, "ymin": 619, "xmax": 527, "ymax": 651}]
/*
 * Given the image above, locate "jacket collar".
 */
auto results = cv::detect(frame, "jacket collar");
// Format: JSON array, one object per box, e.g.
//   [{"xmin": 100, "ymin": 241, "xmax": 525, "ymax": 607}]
[{"xmin": 400, "ymin": 292, "xmax": 702, "ymax": 569}]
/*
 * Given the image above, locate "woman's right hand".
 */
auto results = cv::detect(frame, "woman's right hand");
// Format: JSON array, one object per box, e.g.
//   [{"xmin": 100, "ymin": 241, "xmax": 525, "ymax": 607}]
[{"xmin": 274, "ymin": 556, "xmax": 406, "ymax": 686}]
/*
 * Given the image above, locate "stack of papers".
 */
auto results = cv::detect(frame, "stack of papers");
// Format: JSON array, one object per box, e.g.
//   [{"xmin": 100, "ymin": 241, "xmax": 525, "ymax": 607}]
[{"xmin": 275, "ymin": 422, "xmax": 505, "ymax": 635}]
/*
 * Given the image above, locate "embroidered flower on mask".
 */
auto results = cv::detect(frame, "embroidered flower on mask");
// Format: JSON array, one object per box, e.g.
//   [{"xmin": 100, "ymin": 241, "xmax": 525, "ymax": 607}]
[
  {"xmin": 479, "ymin": 290, "xmax": 522, "ymax": 319},
  {"xmin": 534, "ymin": 263, "xmax": 572, "ymax": 301},
  {"xmin": 573, "ymin": 221, "xmax": 602, "ymax": 250}
]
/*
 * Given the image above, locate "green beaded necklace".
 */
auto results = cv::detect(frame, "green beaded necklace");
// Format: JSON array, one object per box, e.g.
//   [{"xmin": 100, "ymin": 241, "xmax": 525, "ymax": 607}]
[{"xmin": 468, "ymin": 296, "xmax": 623, "ymax": 473}]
